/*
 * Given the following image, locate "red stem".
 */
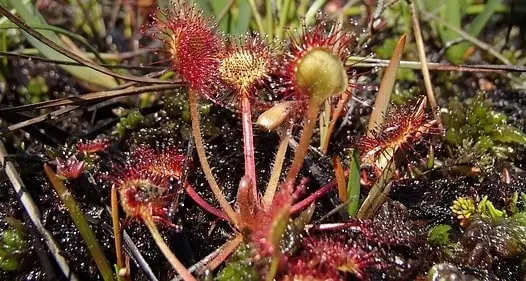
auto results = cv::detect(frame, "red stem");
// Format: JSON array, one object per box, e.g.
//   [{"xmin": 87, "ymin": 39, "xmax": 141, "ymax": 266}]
[
  {"xmin": 290, "ymin": 180, "xmax": 336, "ymax": 214},
  {"xmin": 240, "ymin": 92, "xmax": 257, "ymax": 198},
  {"xmin": 184, "ymin": 182, "xmax": 228, "ymax": 221}
]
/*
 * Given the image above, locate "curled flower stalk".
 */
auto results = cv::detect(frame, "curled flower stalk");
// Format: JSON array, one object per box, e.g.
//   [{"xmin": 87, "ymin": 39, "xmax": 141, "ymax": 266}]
[
  {"xmin": 280, "ymin": 17, "xmax": 356, "ymax": 182},
  {"xmin": 219, "ymin": 35, "xmax": 275, "ymax": 193}
]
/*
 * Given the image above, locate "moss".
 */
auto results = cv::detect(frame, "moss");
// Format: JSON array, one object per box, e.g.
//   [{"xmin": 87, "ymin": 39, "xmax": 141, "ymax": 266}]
[
  {"xmin": 443, "ymin": 94, "xmax": 526, "ymax": 170},
  {"xmin": 216, "ymin": 244, "xmax": 259, "ymax": 281},
  {"xmin": 16, "ymin": 76, "xmax": 49, "ymax": 104},
  {"xmin": 0, "ymin": 219, "xmax": 28, "ymax": 272},
  {"xmin": 113, "ymin": 110, "xmax": 145, "ymax": 137},
  {"xmin": 427, "ymin": 224, "xmax": 452, "ymax": 247}
]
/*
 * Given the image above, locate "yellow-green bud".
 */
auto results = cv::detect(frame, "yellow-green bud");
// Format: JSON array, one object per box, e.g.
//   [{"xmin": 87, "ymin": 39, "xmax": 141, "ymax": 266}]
[{"xmin": 295, "ymin": 48, "xmax": 348, "ymax": 105}]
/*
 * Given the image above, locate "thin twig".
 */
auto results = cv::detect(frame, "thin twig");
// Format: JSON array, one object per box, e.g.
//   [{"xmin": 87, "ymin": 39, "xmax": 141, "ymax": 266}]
[
  {"xmin": 0, "ymin": 51, "xmax": 164, "ymax": 70},
  {"xmin": 0, "ymin": 84, "xmax": 179, "ymax": 113},
  {"xmin": 347, "ymin": 56, "xmax": 526, "ymax": 72},
  {"xmin": 408, "ymin": 0, "xmax": 442, "ymax": 129},
  {"xmin": 170, "ymin": 234, "xmax": 243, "ymax": 281},
  {"xmin": 1, "ymin": 84, "xmax": 180, "ymax": 133},
  {"xmin": 204, "ymin": 234, "xmax": 243, "ymax": 272}
]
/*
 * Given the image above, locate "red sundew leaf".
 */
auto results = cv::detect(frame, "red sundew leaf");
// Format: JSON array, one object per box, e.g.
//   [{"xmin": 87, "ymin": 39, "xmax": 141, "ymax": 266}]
[
  {"xmin": 76, "ymin": 138, "xmax": 110, "ymax": 154},
  {"xmin": 144, "ymin": 0, "xmax": 223, "ymax": 95},
  {"xmin": 56, "ymin": 156, "xmax": 85, "ymax": 180}
]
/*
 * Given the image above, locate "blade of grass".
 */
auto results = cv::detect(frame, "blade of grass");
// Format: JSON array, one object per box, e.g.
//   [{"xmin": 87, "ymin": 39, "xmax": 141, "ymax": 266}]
[
  {"xmin": 5, "ymin": 0, "xmax": 116, "ymax": 89},
  {"xmin": 346, "ymin": 149, "xmax": 360, "ymax": 216},
  {"xmin": 436, "ymin": 0, "xmax": 465, "ymax": 64},
  {"xmin": 44, "ymin": 164, "xmax": 114, "ymax": 281},
  {"xmin": 366, "ymin": 34, "xmax": 406, "ymax": 135},
  {"xmin": 0, "ymin": 4, "xmax": 173, "ymax": 85},
  {"xmin": 276, "ymin": 0, "xmax": 292, "ymax": 39},
  {"xmin": 265, "ymin": 0, "xmax": 274, "ymax": 39},
  {"xmin": 356, "ymin": 159, "xmax": 395, "ymax": 219},
  {"xmin": 438, "ymin": 0, "xmax": 502, "ymax": 64},
  {"xmin": 247, "ymin": 0, "xmax": 265, "ymax": 36},
  {"xmin": 210, "ymin": 0, "xmax": 230, "ymax": 31},
  {"xmin": 229, "ymin": 0, "xmax": 252, "ymax": 35},
  {"xmin": 422, "ymin": 9, "xmax": 512, "ymax": 66},
  {"xmin": 0, "ymin": 23, "xmax": 105, "ymax": 62},
  {"xmin": 304, "ymin": 0, "xmax": 327, "ymax": 25}
]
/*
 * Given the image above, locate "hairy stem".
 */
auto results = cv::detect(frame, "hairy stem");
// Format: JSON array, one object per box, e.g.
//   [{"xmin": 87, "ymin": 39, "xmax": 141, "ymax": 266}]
[
  {"xmin": 143, "ymin": 216, "xmax": 197, "ymax": 281},
  {"xmin": 184, "ymin": 182, "xmax": 228, "ymax": 221},
  {"xmin": 188, "ymin": 90, "xmax": 239, "ymax": 227},
  {"xmin": 262, "ymin": 127, "xmax": 291, "ymax": 207},
  {"xmin": 290, "ymin": 180, "xmax": 336, "ymax": 214},
  {"xmin": 286, "ymin": 101, "xmax": 320, "ymax": 182},
  {"xmin": 240, "ymin": 92, "xmax": 257, "ymax": 197}
]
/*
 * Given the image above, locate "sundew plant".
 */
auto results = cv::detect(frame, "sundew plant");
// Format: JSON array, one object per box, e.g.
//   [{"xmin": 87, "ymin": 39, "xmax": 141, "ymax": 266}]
[{"xmin": 0, "ymin": 1, "xmax": 526, "ymax": 281}]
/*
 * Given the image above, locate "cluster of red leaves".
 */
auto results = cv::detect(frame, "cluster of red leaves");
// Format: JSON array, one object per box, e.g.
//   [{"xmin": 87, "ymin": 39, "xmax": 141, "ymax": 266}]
[
  {"xmin": 56, "ymin": 156, "xmax": 85, "ymax": 180},
  {"xmin": 284, "ymin": 235, "xmax": 381, "ymax": 281},
  {"xmin": 56, "ymin": 138, "xmax": 110, "ymax": 180},
  {"xmin": 76, "ymin": 138, "xmax": 110, "ymax": 155},
  {"xmin": 109, "ymin": 145, "xmax": 185, "ymax": 227},
  {"xmin": 145, "ymin": 1, "xmax": 357, "ymax": 114},
  {"xmin": 144, "ymin": 0, "xmax": 223, "ymax": 95}
]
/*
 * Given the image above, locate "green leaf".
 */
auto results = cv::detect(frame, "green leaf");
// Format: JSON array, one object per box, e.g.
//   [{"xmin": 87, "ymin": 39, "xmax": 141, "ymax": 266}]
[
  {"xmin": 437, "ymin": 0, "xmax": 502, "ymax": 64},
  {"xmin": 230, "ymin": 0, "xmax": 252, "ymax": 35},
  {"xmin": 6, "ymin": 0, "xmax": 118, "ymax": 89},
  {"xmin": 210, "ymin": 0, "xmax": 230, "ymax": 31}
]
